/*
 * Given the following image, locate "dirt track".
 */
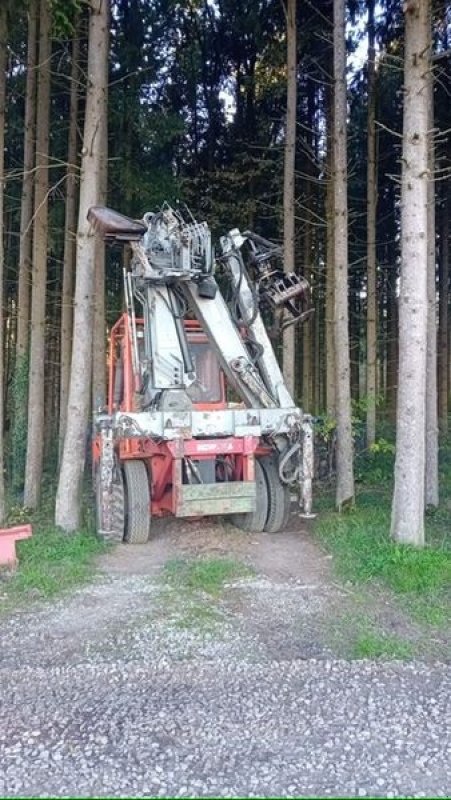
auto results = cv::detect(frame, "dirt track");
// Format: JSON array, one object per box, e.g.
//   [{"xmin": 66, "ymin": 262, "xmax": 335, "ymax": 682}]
[{"xmin": 1, "ymin": 514, "xmax": 450, "ymax": 797}]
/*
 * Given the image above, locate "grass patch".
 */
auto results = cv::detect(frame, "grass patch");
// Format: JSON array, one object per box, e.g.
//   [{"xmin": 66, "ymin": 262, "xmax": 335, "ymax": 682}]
[
  {"xmin": 315, "ymin": 487, "xmax": 451, "ymax": 625},
  {"xmin": 1, "ymin": 485, "xmax": 106, "ymax": 604},
  {"xmin": 173, "ymin": 602, "xmax": 225, "ymax": 631},
  {"xmin": 7, "ymin": 528, "xmax": 106, "ymax": 599},
  {"xmin": 352, "ymin": 630, "xmax": 414, "ymax": 660},
  {"xmin": 163, "ymin": 556, "xmax": 252, "ymax": 597}
]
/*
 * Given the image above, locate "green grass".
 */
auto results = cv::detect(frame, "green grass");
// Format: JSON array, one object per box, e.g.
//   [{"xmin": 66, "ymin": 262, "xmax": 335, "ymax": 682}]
[
  {"xmin": 1, "ymin": 485, "xmax": 106, "ymax": 604},
  {"xmin": 8, "ymin": 527, "xmax": 106, "ymax": 599},
  {"xmin": 317, "ymin": 503, "xmax": 450, "ymax": 593},
  {"xmin": 163, "ymin": 556, "xmax": 252, "ymax": 597},
  {"xmin": 172, "ymin": 602, "xmax": 225, "ymax": 631},
  {"xmin": 352, "ymin": 630, "xmax": 414, "ymax": 660},
  {"xmin": 315, "ymin": 445, "xmax": 451, "ymax": 627}
]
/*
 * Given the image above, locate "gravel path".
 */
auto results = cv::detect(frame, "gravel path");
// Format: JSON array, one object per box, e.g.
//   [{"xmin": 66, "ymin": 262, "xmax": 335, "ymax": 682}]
[{"xmin": 1, "ymin": 519, "xmax": 450, "ymax": 797}]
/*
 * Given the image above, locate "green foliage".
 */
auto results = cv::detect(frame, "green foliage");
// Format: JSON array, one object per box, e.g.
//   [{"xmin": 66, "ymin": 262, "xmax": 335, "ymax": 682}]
[
  {"xmin": 369, "ymin": 438, "xmax": 396, "ymax": 455},
  {"xmin": 163, "ymin": 557, "xmax": 252, "ymax": 596},
  {"xmin": 351, "ymin": 393, "xmax": 385, "ymax": 418},
  {"xmin": 314, "ymin": 414, "xmax": 336, "ymax": 443},
  {"xmin": 355, "ymin": 443, "xmax": 395, "ymax": 484},
  {"xmin": 49, "ymin": 0, "xmax": 81, "ymax": 38}
]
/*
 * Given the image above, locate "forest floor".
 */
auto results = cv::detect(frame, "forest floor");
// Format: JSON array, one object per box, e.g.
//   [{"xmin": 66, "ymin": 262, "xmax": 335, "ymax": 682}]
[{"xmin": 0, "ymin": 498, "xmax": 450, "ymax": 797}]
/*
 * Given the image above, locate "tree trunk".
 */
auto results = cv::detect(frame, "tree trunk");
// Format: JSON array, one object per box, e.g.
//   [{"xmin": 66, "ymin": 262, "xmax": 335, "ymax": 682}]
[
  {"xmin": 302, "ymin": 315, "xmax": 312, "ymax": 410},
  {"xmin": 425, "ymin": 46, "xmax": 438, "ymax": 508},
  {"xmin": 0, "ymin": 5, "xmax": 8, "ymax": 522},
  {"xmin": 325, "ymin": 93, "xmax": 335, "ymax": 417},
  {"xmin": 302, "ymin": 178, "xmax": 312, "ymax": 411},
  {"xmin": 59, "ymin": 29, "xmax": 80, "ymax": 457},
  {"xmin": 391, "ymin": 0, "xmax": 430, "ymax": 546},
  {"xmin": 438, "ymin": 192, "xmax": 449, "ymax": 432},
  {"xmin": 12, "ymin": 0, "xmax": 38, "ymax": 494},
  {"xmin": 386, "ymin": 270, "xmax": 398, "ymax": 421},
  {"xmin": 366, "ymin": 0, "xmax": 377, "ymax": 446},
  {"xmin": 16, "ymin": 0, "xmax": 38, "ymax": 359},
  {"xmin": 92, "ymin": 64, "xmax": 108, "ymax": 412},
  {"xmin": 55, "ymin": 0, "xmax": 109, "ymax": 532},
  {"xmin": 282, "ymin": 0, "xmax": 296, "ymax": 398},
  {"xmin": 333, "ymin": 0, "xmax": 354, "ymax": 508},
  {"xmin": 350, "ymin": 288, "xmax": 360, "ymax": 401},
  {"xmin": 24, "ymin": 0, "xmax": 51, "ymax": 509}
]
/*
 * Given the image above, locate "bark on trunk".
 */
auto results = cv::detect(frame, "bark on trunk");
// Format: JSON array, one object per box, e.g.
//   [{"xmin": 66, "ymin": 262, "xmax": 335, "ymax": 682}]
[
  {"xmin": 0, "ymin": 5, "xmax": 8, "ymax": 521},
  {"xmin": 55, "ymin": 0, "xmax": 109, "ymax": 532},
  {"xmin": 386, "ymin": 271, "xmax": 398, "ymax": 421},
  {"xmin": 59, "ymin": 29, "xmax": 80, "ymax": 458},
  {"xmin": 92, "ymin": 66, "xmax": 108, "ymax": 412},
  {"xmin": 391, "ymin": 0, "xmax": 430, "ymax": 546},
  {"xmin": 282, "ymin": 0, "xmax": 296, "ymax": 398},
  {"xmin": 24, "ymin": 0, "xmax": 51, "ymax": 508},
  {"xmin": 325, "ymin": 94, "xmax": 335, "ymax": 417},
  {"xmin": 333, "ymin": 0, "xmax": 354, "ymax": 508},
  {"xmin": 16, "ymin": 0, "xmax": 38, "ymax": 359},
  {"xmin": 350, "ymin": 289, "xmax": 360, "ymax": 401},
  {"xmin": 425, "ymin": 50, "xmax": 438, "ymax": 508},
  {"xmin": 302, "ymin": 180, "xmax": 312, "ymax": 411},
  {"xmin": 366, "ymin": 0, "xmax": 378, "ymax": 446},
  {"xmin": 438, "ymin": 193, "xmax": 449, "ymax": 432}
]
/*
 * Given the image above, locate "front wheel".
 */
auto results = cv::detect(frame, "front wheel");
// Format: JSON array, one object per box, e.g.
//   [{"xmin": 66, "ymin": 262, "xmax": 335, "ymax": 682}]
[
  {"xmin": 259, "ymin": 455, "xmax": 291, "ymax": 533},
  {"xmin": 123, "ymin": 460, "xmax": 151, "ymax": 544},
  {"xmin": 95, "ymin": 465, "xmax": 125, "ymax": 543},
  {"xmin": 229, "ymin": 460, "xmax": 268, "ymax": 532}
]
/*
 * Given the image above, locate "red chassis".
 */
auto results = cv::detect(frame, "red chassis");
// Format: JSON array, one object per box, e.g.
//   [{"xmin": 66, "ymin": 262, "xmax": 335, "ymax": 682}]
[{"xmin": 93, "ymin": 314, "xmax": 268, "ymax": 519}]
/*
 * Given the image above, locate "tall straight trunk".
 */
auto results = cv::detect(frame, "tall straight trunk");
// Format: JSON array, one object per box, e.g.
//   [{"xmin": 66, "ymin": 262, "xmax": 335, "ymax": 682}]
[
  {"xmin": 350, "ymin": 289, "xmax": 360, "ymax": 400},
  {"xmin": 302, "ymin": 180, "xmax": 312, "ymax": 410},
  {"xmin": 0, "ymin": 5, "xmax": 8, "ymax": 522},
  {"xmin": 302, "ymin": 314, "xmax": 312, "ymax": 410},
  {"xmin": 12, "ymin": 0, "xmax": 38, "ymax": 494},
  {"xmin": 59, "ymin": 29, "xmax": 80, "ymax": 456},
  {"xmin": 325, "ymin": 99, "xmax": 335, "ymax": 417},
  {"xmin": 366, "ymin": 0, "xmax": 377, "ymax": 446},
  {"xmin": 333, "ymin": 0, "xmax": 354, "ymax": 508},
  {"xmin": 16, "ymin": 0, "xmax": 38, "ymax": 358},
  {"xmin": 425, "ymin": 49, "xmax": 438, "ymax": 508},
  {"xmin": 438, "ymin": 193, "xmax": 449, "ymax": 432},
  {"xmin": 92, "ymin": 63, "xmax": 108, "ymax": 412},
  {"xmin": 391, "ymin": 0, "xmax": 430, "ymax": 546},
  {"xmin": 282, "ymin": 0, "xmax": 296, "ymax": 397},
  {"xmin": 56, "ymin": 0, "xmax": 109, "ymax": 532},
  {"xmin": 386, "ymin": 270, "xmax": 398, "ymax": 421},
  {"xmin": 44, "ymin": 303, "xmax": 58, "ymax": 461},
  {"xmin": 24, "ymin": 0, "xmax": 51, "ymax": 508},
  {"xmin": 313, "ymin": 276, "xmax": 321, "ymax": 412}
]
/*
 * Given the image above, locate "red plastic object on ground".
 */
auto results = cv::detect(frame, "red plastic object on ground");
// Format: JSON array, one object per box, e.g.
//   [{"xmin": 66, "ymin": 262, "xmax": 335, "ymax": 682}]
[{"xmin": 0, "ymin": 524, "xmax": 32, "ymax": 566}]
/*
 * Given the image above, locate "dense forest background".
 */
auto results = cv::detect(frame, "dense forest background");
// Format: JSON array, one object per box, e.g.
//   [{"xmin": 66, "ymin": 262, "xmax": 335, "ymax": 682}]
[{"xmin": 0, "ymin": 0, "xmax": 450, "ymax": 546}]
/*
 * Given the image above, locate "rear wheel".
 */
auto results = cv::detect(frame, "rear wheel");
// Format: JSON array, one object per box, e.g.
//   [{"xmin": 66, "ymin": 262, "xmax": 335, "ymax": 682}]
[
  {"xmin": 123, "ymin": 460, "xmax": 151, "ymax": 544},
  {"xmin": 95, "ymin": 465, "xmax": 125, "ymax": 543},
  {"xmin": 260, "ymin": 454, "xmax": 291, "ymax": 533},
  {"xmin": 229, "ymin": 459, "xmax": 268, "ymax": 532}
]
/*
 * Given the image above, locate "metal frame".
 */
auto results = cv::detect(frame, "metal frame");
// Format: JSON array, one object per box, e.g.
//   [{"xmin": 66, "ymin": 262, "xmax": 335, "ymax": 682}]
[{"xmin": 92, "ymin": 205, "xmax": 314, "ymax": 527}]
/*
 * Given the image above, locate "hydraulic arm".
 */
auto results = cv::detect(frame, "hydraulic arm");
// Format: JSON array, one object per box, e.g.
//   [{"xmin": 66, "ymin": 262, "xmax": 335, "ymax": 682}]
[{"xmin": 89, "ymin": 204, "xmax": 315, "ymax": 531}]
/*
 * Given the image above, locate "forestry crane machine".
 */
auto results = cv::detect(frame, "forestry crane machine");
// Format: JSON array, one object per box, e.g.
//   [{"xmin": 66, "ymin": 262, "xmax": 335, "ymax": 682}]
[{"xmin": 90, "ymin": 204, "xmax": 314, "ymax": 543}]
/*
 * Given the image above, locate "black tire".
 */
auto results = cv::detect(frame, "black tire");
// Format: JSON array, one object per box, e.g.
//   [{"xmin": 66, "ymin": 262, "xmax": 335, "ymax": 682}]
[
  {"xmin": 123, "ymin": 460, "xmax": 151, "ymax": 544},
  {"xmin": 229, "ymin": 459, "xmax": 268, "ymax": 532},
  {"xmin": 95, "ymin": 466, "xmax": 125, "ymax": 543},
  {"xmin": 260, "ymin": 454, "xmax": 291, "ymax": 533}
]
